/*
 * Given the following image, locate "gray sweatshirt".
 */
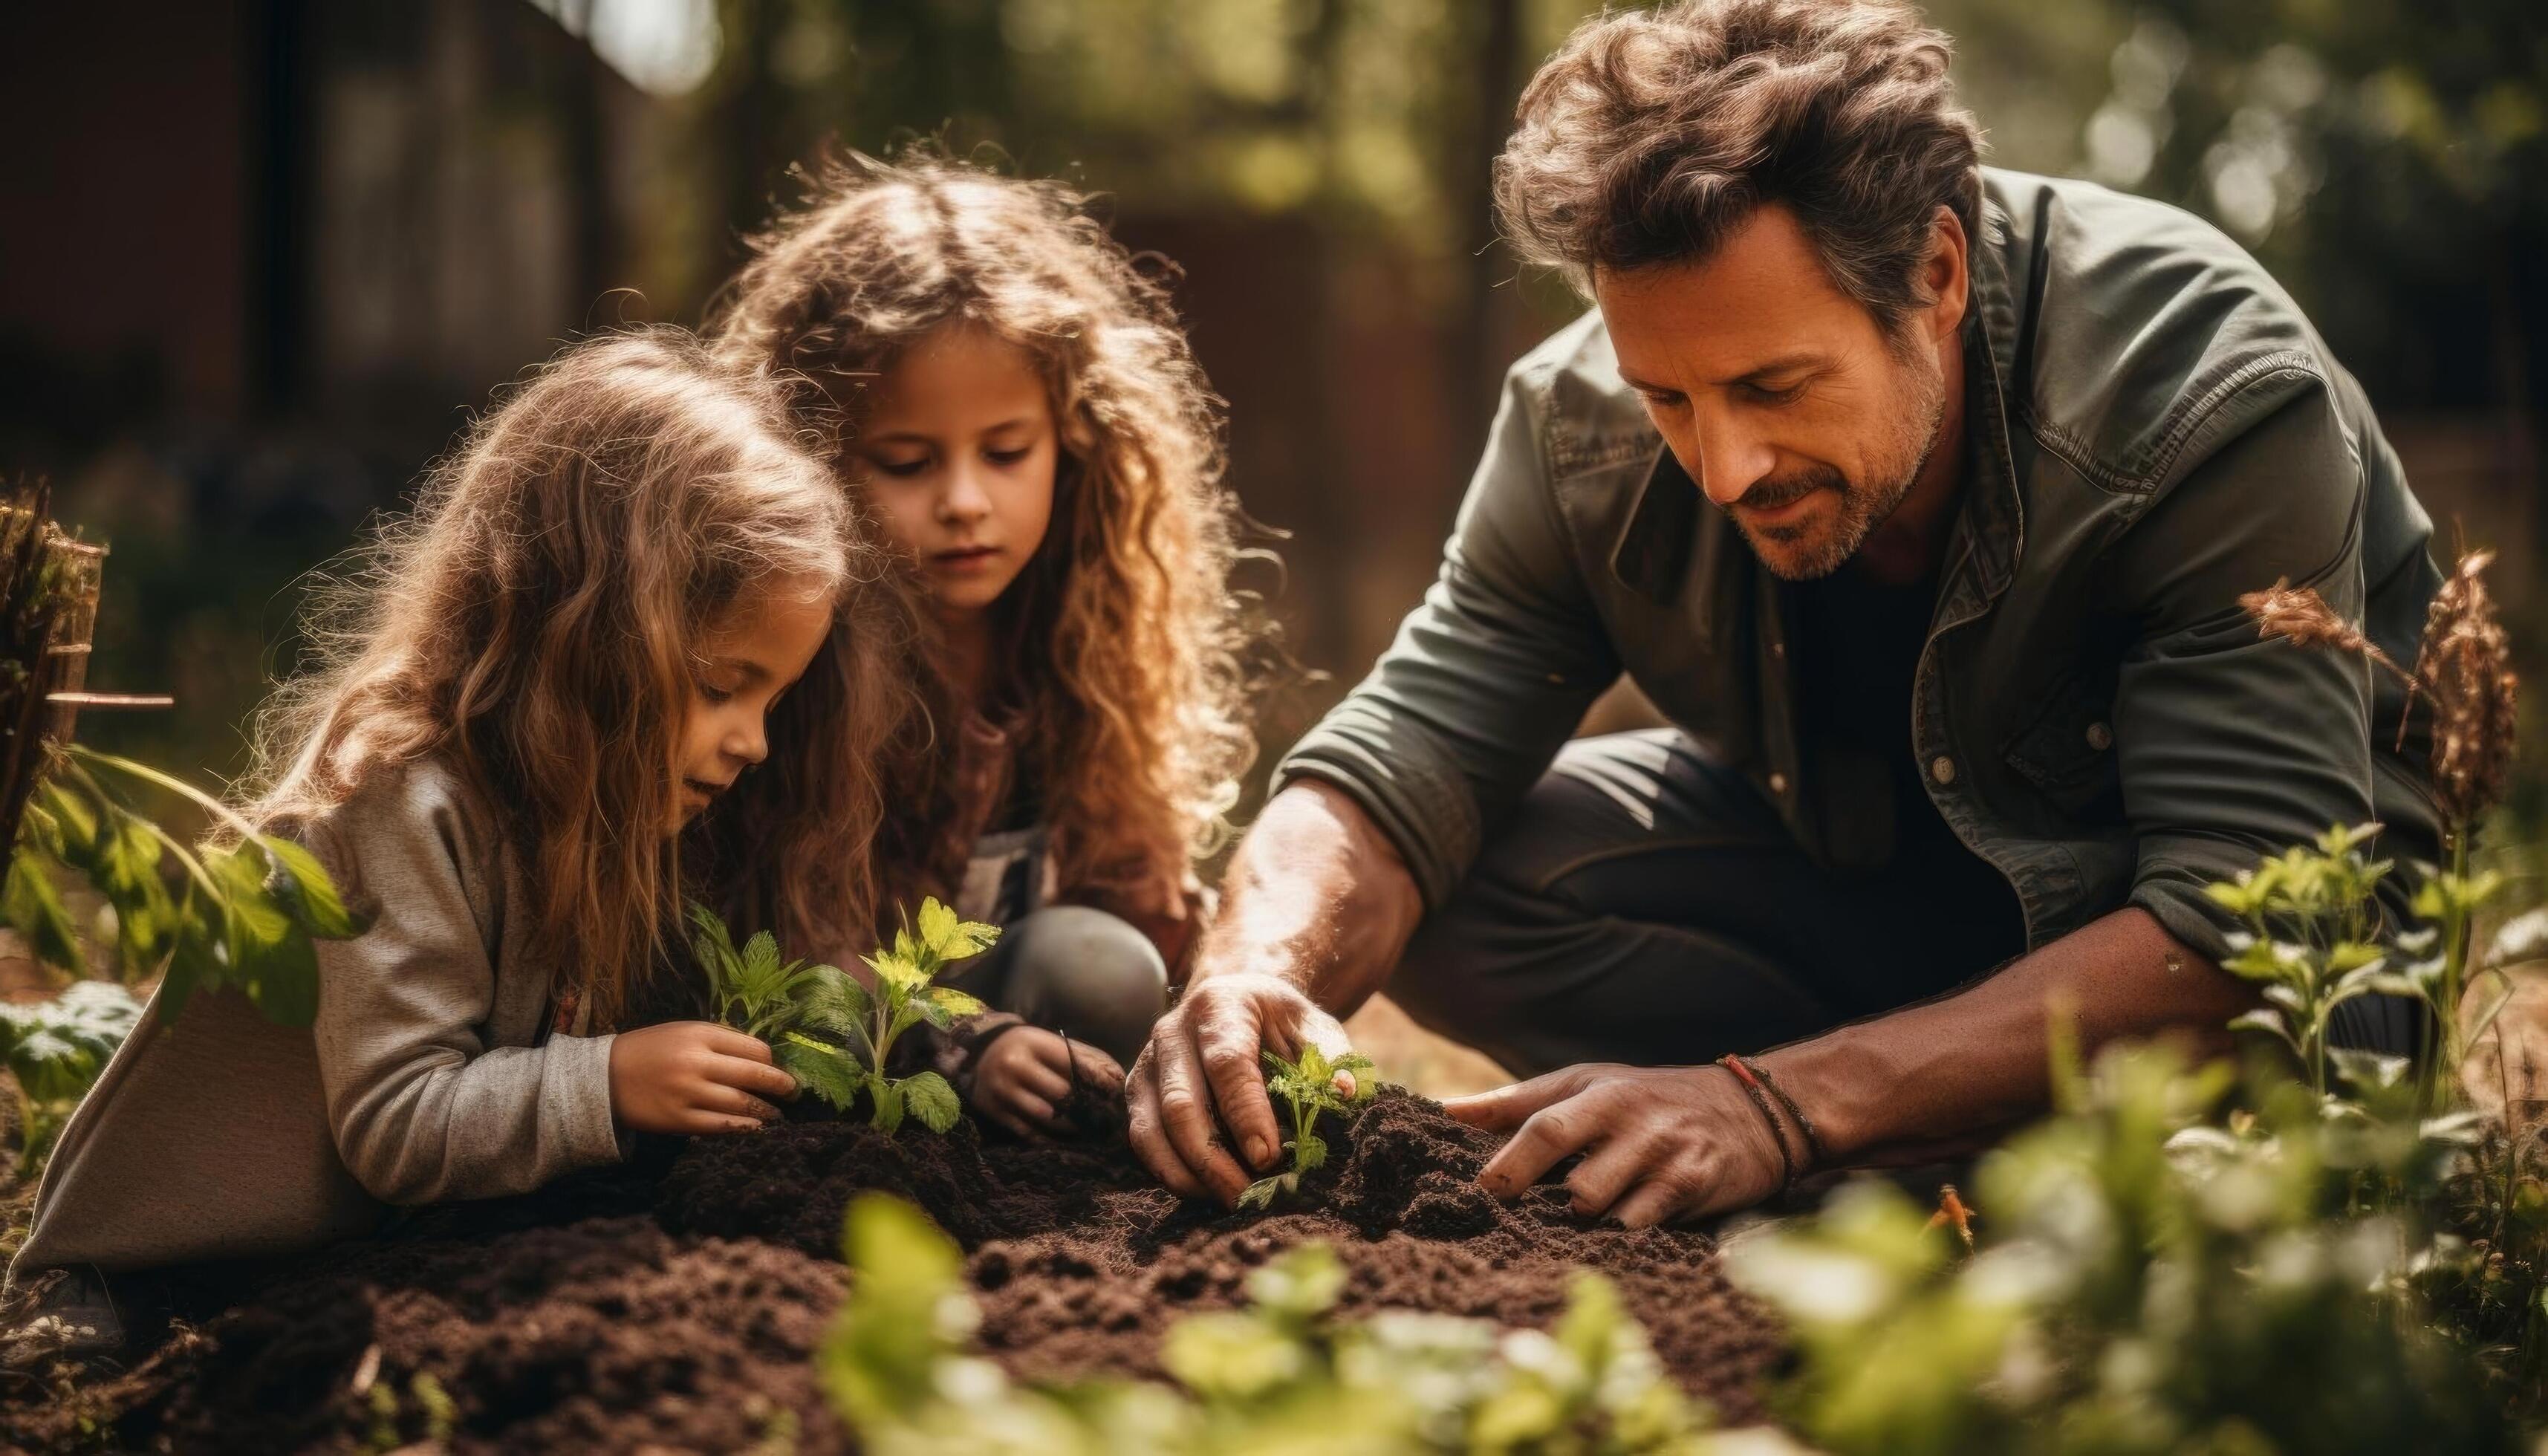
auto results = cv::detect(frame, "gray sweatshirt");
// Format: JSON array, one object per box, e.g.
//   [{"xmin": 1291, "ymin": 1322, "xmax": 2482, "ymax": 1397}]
[{"xmin": 13, "ymin": 760, "xmax": 626, "ymax": 1275}]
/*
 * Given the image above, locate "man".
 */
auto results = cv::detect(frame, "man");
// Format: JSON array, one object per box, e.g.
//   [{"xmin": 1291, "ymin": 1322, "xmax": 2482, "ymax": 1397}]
[{"xmin": 1128, "ymin": 0, "xmax": 2440, "ymax": 1226}]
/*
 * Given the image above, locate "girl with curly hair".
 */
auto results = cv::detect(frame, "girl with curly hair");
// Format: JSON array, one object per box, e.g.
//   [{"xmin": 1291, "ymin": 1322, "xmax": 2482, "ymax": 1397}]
[
  {"xmin": 19, "ymin": 329, "xmax": 909, "ymax": 1282},
  {"xmin": 711, "ymin": 152, "xmax": 1262, "ymax": 1140}
]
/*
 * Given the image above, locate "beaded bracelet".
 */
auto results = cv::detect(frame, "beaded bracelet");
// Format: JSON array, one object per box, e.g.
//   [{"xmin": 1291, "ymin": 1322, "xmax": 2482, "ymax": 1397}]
[
  {"xmin": 1735, "ymin": 1054, "xmax": 1829, "ymax": 1174},
  {"xmin": 1716, "ymin": 1054, "xmax": 1796, "ymax": 1191}
]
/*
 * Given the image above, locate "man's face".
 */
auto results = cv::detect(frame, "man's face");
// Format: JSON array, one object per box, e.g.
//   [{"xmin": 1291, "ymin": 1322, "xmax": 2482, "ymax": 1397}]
[{"xmin": 1595, "ymin": 205, "xmax": 1952, "ymax": 581}]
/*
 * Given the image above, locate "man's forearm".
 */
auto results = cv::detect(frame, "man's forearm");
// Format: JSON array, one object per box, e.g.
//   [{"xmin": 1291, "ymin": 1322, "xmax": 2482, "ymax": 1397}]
[
  {"xmin": 1192, "ymin": 779, "xmax": 1426, "ymax": 1016},
  {"xmin": 1760, "ymin": 906, "xmax": 2253, "ymax": 1163}
]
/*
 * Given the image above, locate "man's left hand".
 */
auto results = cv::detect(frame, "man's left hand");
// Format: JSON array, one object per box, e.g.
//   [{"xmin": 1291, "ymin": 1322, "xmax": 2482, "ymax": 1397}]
[{"xmin": 1443, "ymin": 1063, "xmax": 1790, "ymax": 1228}]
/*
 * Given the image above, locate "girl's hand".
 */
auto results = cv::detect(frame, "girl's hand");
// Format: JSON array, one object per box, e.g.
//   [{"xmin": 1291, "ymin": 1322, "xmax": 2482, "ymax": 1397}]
[
  {"xmin": 974, "ymin": 1026, "xmax": 1125, "ymax": 1140},
  {"xmin": 609, "ymin": 1021, "xmax": 799, "ymax": 1135}
]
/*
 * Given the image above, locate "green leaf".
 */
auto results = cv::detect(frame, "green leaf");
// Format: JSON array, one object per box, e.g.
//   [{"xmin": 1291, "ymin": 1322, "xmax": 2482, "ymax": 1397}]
[
  {"xmin": 1237, "ymin": 1174, "xmax": 1285, "ymax": 1210},
  {"xmin": 927, "ymin": 985, "xmax": 986, "ymax": 1018},
  {"xmin": 254, "ymin": 834, "xmax": 367, "ymax": 940},
  {"xmin": 778, "ymin": 1032, "xmax": 865, "ymax": 1111},
  {"xmin": 802, "ymin": 965, "xmax": 873, "ymax": 1038},
  {"xmin": 211, "ymin": 843, "xmax": 318, "ymax": 1027},
  {"xmin": 901, "ymin": 1070, "xmax": 961, "ymax": 1134},
  {"xmin": 160, "ymin": 911, "xmax": 219, "ymax": 1024},
  {"xmin": 1293, "ymin": 1130, "xmax": 1327, "ymax": 1173},
  {"xmin": 864, "ymin": 949, "xmax": 928, "ymax": 992},
  {"xmin": 870, "ymin": 1076, "xmax": 905, "ymax": 1134},
  {"xmin": 2329, "ymin": 1047, "xmax": 2410, "ymax": 1093},
  {"xmin": 916, "ymin": 897, "xmax": 959, "ymax": 957},
  {"xmin": 0, "ymin": 981, "xmax": 141, "ymax": 1107},
  {"xmin": 1159, "ymin": 1311, "xmax": 1305, "ymax": 1400},
  {"xmin": 826, "ymin": 1195, "xmax": 970, "ymax": 1425},
  {"xmin": 3, "ymin": 846, "xmax": 81, "ymax": 975},
  {"xmin": 97, "ymin": 816, "xmax": 176, "ymax": 971},
  {"xmin": 35, "ymin": 779, "xmax": 101, "ymax": 866},
  {"xmin": 1245, "ymin": 1244, "xmax": 1344, "ymax": 1321}
]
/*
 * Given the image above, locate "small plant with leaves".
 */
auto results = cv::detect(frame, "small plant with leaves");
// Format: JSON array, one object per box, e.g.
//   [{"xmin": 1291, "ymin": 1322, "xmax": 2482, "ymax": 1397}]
[
  {"xmin": 823, "ymin": 1193, "xmax": 1719, "ymax": 1455},
  {"xmin": 689, "ymin": 897, "xmax": 995, "ymax": 1134},
  {"xmin": 1237, "ymin": 1043, "xmax": 1378, "ymax": 1210},
  {"xmin": 0, "ymin": 978, "xmax": 142, "ymax": 1176}
]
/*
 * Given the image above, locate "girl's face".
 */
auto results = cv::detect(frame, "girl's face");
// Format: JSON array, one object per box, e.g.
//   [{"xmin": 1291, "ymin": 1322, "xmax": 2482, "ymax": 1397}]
[
  {"xmin": 673, "ymin": 579, "xmax": 836, "ymax": 831},
  {"xmin": 856, "ymin": 324, "xmax": 1060, "ymax": 620}
]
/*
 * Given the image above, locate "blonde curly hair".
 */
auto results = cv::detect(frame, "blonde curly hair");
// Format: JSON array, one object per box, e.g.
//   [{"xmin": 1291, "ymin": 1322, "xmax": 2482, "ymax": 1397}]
[{"xmin": 709, "ymin": 151, "xmax": 1262, "ymax": 935}]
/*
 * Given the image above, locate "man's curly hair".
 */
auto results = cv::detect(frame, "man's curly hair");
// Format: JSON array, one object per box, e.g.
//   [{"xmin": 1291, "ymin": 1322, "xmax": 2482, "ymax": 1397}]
[{"xmin": 1494, "ymin": 0, "xmax": 1983, "ymax": 333}]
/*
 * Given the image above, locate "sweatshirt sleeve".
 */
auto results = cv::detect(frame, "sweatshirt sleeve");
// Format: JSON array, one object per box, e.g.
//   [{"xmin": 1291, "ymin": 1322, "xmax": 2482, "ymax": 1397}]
[{"xmin": 311, "ymin": 770, "xmax": 628, "ymax": 1206}]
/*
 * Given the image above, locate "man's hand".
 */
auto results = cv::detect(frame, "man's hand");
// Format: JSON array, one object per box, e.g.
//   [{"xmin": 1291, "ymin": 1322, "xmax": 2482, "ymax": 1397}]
[
  {"xmin": 608, "ymin": 1021, "xmax": 799, "ymax": 1136},
  {"xmin": 1444, "ymin": 1063, "xmax": 1787, "ymax": 1229},
  {"xmin": 1126, "ymin": 972, "xmax": 1354, "ymax": 1204}
]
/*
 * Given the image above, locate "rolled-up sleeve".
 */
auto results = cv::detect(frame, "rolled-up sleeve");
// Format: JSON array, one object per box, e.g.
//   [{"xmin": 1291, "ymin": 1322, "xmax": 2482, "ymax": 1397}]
[
  {"xmin": 2109, "ymin": 381, "xmax": 2379, "ymax": 959},
  {"xmin": 313, "ymin": 776, "xmax": 626, "ymax": 1206},
  {"xmin": 1275, "ymin": 364, "xmax": 1622, "ymax": 908}
]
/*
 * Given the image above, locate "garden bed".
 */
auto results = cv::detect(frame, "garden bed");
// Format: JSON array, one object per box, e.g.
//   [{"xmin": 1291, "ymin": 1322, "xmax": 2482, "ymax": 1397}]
[{"xmin": 4, "ymin": 1091, "xmax": 1781, "ymax": 1453}]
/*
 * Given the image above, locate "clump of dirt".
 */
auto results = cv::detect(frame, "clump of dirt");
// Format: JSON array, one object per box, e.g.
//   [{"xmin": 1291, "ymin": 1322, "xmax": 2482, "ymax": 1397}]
[
  {"xmin": 657, "ymin": 1114, "xmax": 1148, "ymax": 1253},
  {"xmin": 19, "ymin": 1220, "xmax": 848, "ymax": 1455},
  {"xmin": 4, "ymin": 1089, "xmax": 1785, "ymax": 1451}
]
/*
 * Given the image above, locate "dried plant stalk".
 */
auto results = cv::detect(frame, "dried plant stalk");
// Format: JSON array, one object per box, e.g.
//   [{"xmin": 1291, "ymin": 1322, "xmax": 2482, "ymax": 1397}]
[
  {"xmin": 0, "ymin": 479, "xmax": 94, "ymax": 860},
  {"xmin": 2240, "ymin": 553, "xmax": 2521, "ymax": 839},
  {"xmin": 2239, "ymin": 577, "xmax": 2416, "ymax": 688},
  {"xmin": 2415, "ymin": 550, "xmax": 2520, "ymax": 838}
]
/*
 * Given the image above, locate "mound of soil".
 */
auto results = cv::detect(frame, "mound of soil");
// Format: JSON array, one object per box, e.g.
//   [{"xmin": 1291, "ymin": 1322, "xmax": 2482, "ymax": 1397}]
[{"xmin": 4, "ymin": 1092, "xmax": 1782, "ymax": 1452}]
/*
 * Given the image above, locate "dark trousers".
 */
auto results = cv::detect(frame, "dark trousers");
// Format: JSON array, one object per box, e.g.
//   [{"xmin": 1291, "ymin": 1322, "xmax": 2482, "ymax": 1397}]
[
  {"xmin": 1388, "ymin": 729, "xmax": 2029, "ymax": 1078},
  {"xmin": 1388, "ymin": 729, "xmax": 2420, "ymax": 1076},
  {"xmin": 944, "ymin": 905, "xmax": 1169, "ymax": 1067}
]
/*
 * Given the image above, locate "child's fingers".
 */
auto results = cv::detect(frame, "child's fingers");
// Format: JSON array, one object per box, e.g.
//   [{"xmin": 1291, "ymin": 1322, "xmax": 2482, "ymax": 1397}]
[
  {"xmin": 1002, "ymin": 1087, "xmax": 1061, "ymax": 1131},
  {"xmin": 694, "ymin": 1082, "xmax": 784, "ymax": 1124},
  {"xmin": 1067, "ymin": 1043, "xmax": 1128, "ymax": 1092},
  {"xmin": 705, "ymin": 1054, "xmax": 800, "ymax": 1102},
  {"xmin": 984, "ymin": 1101, "xmax": 1050, "ymax": 1143},
  {"xmin": 695, "ymin": 1024, "xmax": 778, "ymax": 1064},
  {"xmin": 672, "ymin": 1108, "xmax": 767, "ymax": 1136},
  {"xmin": 1010, "ymin": 1056, "xmax": 1073, "ymax": 1104}
]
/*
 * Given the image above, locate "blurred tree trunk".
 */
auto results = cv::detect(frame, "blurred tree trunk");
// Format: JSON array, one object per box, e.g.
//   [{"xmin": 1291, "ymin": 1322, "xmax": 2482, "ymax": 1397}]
[
  {"xmin": 1450, "ymin": 0, "xmax": 1524, "ymax": 458},
  {"xmin": 244, "ymin": 0, "xmax": 315, "ymax": 419},
  {"xmin": 555, "ymin": 0, "xmax": 615, "ymax": 323},
  {"xmin": 721, "ymin": 0, "xmax": 781, "ymax": 257}
]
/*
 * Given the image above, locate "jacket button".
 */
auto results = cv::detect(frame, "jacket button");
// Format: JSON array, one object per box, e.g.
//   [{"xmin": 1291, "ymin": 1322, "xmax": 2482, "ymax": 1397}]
[
  {"xmin": 2085, "ymin": 721, "xmax": 2113, "ymax": 750},
  {"xmin": 1768, "ymin": 771, "xmax": 1789, "ymax": 794},
  {"xmin": 1931, "ymin": 755, "xmax": 1957, "ymax": 785}
]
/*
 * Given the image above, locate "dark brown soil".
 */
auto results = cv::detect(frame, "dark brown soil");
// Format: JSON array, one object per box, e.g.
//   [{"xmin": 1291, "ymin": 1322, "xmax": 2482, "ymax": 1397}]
[{"xmin": 1, "ymin": 1091, "xmax": 1781, "ymax": 1453}]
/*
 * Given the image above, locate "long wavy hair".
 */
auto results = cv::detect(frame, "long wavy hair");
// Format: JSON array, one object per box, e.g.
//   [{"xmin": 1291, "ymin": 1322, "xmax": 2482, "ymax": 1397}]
[
  {"xmin": 708, "ymin": 151, "xmax": 1261, "ymax": 926},
  {"xmin": 244, "ymin": 328, "xmax": 909, "ymax": 1026}
]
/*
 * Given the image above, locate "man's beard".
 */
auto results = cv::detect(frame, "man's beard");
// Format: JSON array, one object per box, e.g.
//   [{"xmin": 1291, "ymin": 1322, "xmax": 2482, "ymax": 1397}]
[{"xmin": 1728, "ymin": 356, "xmax": 1949, "ymax": 582}]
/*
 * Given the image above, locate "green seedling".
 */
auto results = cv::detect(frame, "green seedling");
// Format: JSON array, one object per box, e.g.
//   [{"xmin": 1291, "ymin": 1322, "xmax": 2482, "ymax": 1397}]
[
  {"xmin": 1237, "ymin": 1044, "xmax": 1377, "ymax": 1210},
  {"xmin": 689, "ymin": 897, "xmax": 996, "ymax": 1134},
  {"xmin": 0, "ymin": 979, "xmax": 141, "ymax": 1176}
]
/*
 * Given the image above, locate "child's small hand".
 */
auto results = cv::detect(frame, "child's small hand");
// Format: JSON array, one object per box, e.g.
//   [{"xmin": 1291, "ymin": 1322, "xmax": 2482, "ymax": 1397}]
[
  {"xmin": 974, "ymin": 1027, "xmax": 1125, "ymax": 1140},
  {"xmin": 609, "ymin": 1021, "xmax": 798, "ymax": 1135}
]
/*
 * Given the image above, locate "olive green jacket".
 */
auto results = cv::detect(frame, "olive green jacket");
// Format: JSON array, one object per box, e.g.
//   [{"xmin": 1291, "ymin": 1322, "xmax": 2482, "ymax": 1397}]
[{"xmin": 1278, "ymin": 169, "xmax": 2440, "ymax": 963}]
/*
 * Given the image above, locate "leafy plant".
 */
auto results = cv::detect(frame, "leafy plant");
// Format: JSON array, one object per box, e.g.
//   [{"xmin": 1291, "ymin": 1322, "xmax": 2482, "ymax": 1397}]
[
  {"xmin": 1237, "ymin": 1043, "xmax": 1378, "ymax": 1210},
  {"xmin": 689, "ymin": 896, "xmax": 995, "ymax": 1134},
  {"xmin": 5, "ymin": 747, "xmax": 370, "ymax": 1025},
  {"xmin": 822, "ymin": 1192, "xmax": 1726, "ymax": 1455},
  {"xmin": 0, "ymin": 979, "xmax": 142, "ymax": 1177},
  {"xmin": 1726, "ymin": 1042, "xmax": 2513, "ymax": 1456},
  {"xmin": 0, "ymin": 479, "xmax": 366, "ymax": 1027}
]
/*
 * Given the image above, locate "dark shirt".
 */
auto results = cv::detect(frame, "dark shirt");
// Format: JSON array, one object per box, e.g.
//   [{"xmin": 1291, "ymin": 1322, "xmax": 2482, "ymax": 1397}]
[{"xmin": 1790, "ymin": 557, "xmax": 2027, "ymax": 990}]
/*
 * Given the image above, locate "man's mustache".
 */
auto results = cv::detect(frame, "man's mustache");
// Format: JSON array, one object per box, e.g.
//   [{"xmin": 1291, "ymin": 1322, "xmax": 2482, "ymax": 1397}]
[{"xmin": 1726, "ymin": 467, "xmax": 1847, "ymax": 515}]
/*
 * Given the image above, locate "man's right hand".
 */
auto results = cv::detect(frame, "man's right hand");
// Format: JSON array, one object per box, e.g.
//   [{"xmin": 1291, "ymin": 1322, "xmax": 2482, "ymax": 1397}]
[{"xmin": 1125, "ymin": 972, "xmax": 1355, "ymax": 1203}]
